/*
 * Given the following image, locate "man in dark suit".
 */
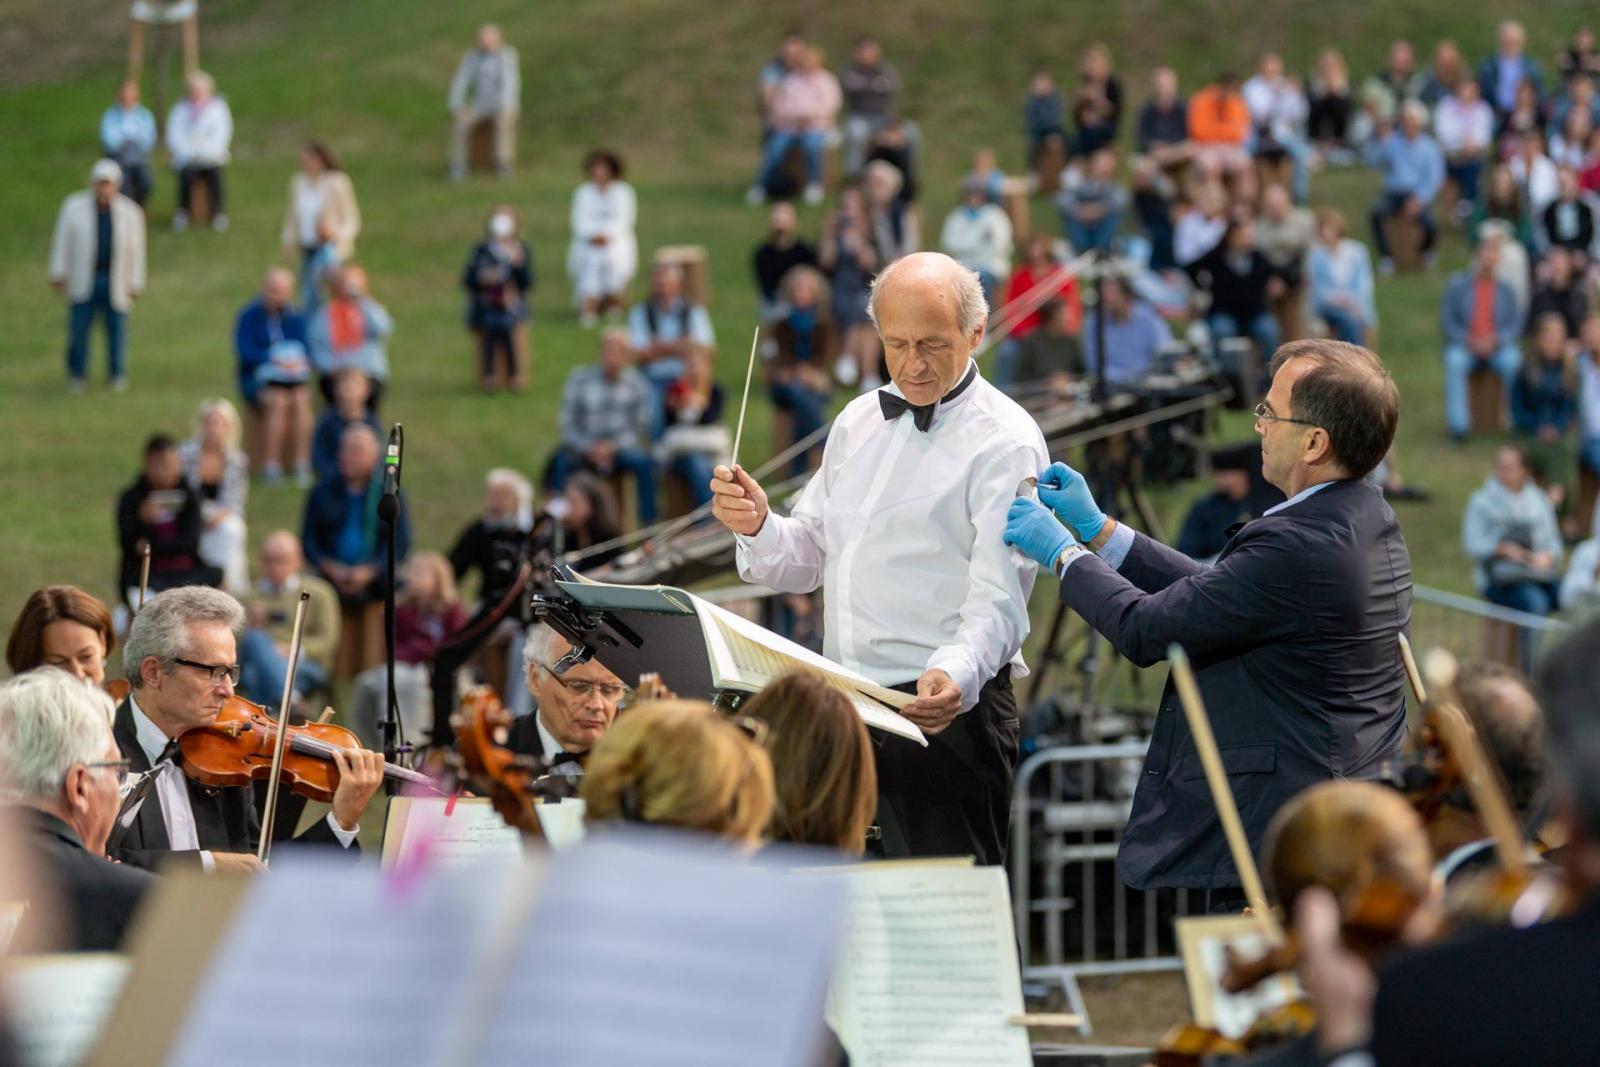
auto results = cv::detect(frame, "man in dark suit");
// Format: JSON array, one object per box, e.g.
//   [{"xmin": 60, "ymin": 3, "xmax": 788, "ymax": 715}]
[
  {"xmin": 1005, "ymin": 339, "xmax": 1411, "ymax": 892},
  {"xmin": 110, "ymin": 586, "xmax": 385, "ymax": 872},
  {"xmin": 0, "ymin": 668, "xmax": 153, "ymax": 951},
  {"xmin": 504, "ymin": 623, "xmax": 626, "ymax": 776}
]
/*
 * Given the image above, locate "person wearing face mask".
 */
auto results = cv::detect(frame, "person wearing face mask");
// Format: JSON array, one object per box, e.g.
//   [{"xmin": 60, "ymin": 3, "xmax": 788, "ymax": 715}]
[
  {"xmin": 462, "ymin": 205, "xmax": 534, "ymax": 393},
  {"xmin": 6, "ymin": 587, "xmax": 116, "ymax": 687}
]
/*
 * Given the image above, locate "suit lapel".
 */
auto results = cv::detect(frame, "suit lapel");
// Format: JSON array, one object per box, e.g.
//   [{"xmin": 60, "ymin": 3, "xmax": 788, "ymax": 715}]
[{"xmin": 114, "ymin": 699, "xmax": 172, "ymax": 852}]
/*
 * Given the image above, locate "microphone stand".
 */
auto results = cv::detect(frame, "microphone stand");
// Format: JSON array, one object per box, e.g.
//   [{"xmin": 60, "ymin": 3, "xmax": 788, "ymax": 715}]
[{"xmin": 378, "ymin": 424, "xmax": 405, "ymax": 790}]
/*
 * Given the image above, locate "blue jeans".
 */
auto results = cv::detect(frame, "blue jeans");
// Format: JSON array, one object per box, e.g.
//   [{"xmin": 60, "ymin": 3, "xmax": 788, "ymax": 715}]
[
  {"xmin": 1443, "ymin": 342, "xmax": 1520, "ymax": 436},
  {"xmin": 549, "ymin": 445, "xmax": 658, "ymax": 525},
  {"xmin": 1485, "ymin": 581, "xmax": 1556, "ymax": 617},
  {"xmin": 641, "ymin": 358, "xmax": 684, "ymax": 440},
  {"xmin": 769, "ymin": 380, "xmax": 828, "ymax": 477},
  {"xmin": 66, "ymin": 273, "xmax": 125, "ymax": 382},
  {"xmin": 1447, "ymin": 159, "xmax": 1485, "ymax": 207},
  {"xmin": 1064, "ymin": 210, "xmax": 1120, "ymax": 253},
  {"xmin": 1317, "ymin": 303, "xmax": 1368, "ymax": 346},
  {"xmin": 1582, "ymin": 435, "xmax": 1600, "ymax": 473},
  {"xmin": 669, "ymin": 453, "xmax": 716, "ymax": 508},
  {"xmin": 757, "ymin": 130, "xmax": 828, "ymax": 187},
  {"xmin": 237, "ymin": 627, "xmax": 329, "ymax": 708},
  {"xmin": 1210, "ymin": 310, "xmax": 1280, "ymax": 359}
]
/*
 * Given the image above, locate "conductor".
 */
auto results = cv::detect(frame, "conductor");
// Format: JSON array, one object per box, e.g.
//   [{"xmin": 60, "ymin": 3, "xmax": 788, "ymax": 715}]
[
  {"xmin": 710, "ymin": 252, "xmax": 1048, "ymax": 864},
  {"xmin": 1003, "ymin": 339, "xmax": 1413, "ymax": 892}
]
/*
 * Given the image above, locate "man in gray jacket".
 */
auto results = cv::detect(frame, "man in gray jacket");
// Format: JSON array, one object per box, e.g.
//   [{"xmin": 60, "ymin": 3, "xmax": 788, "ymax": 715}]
[{"xmin": 448, "ymin": 24, "xmax": 521, "ymax": 180}]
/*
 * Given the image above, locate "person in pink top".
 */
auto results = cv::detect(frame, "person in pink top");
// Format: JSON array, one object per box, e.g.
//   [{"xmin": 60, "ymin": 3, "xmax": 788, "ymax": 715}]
[{"xmin": 748, "ymin": 46, "xmax": 842, "ymax": 206}]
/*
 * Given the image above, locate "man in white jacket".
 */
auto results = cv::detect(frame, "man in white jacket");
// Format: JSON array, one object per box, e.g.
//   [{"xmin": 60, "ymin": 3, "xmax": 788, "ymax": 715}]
[
  {"xmin": 165, "ymin": 70, "xmax": 233, "ymax": 232},
  {"xmin": 48, "ymin": 160, "xmax": 146, "ymax": 392}
]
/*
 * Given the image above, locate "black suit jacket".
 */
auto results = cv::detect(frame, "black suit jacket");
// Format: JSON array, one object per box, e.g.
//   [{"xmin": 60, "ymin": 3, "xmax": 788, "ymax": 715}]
[
  {"xmin": 19, "ymin": 808, "xmax": 154, "ymax": 952},
  {"xmin": 110, "ymin": 697, "xmax": 348, "ymax": 870},
  {"xmin": 1370, "ymin": 895, "xmax": 1600, "ymax": 1065},
  {"xmin": 1059, "ymin": 478, "xmax": 1412, "ymax": 889}
]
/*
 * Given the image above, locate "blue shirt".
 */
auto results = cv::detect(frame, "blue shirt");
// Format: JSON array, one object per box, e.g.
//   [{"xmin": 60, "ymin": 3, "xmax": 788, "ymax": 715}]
[
  {"xmin": 1494, "ymin": 54, "xmax": 1523, "ymax": 112},
  {"xmin": 99, "ymin": 104, "xmax": 157, "ymax": 160},
  {"xmin": 334, "ymin": 488, "xmax": 368, "ymax": 563},
  {"xmin": 1081, "ymin": 300, "xmax": 1169, "ymax": 384},
  {"xmin": 1366, "ymin": 131, "xmax": 1445, "ymax": 204}
]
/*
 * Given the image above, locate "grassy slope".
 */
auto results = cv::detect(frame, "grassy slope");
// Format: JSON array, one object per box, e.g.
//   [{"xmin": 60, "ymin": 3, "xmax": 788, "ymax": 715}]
[{"xmin": 0, "ymin": 0, "xmax": 1589, "ymax": 639}]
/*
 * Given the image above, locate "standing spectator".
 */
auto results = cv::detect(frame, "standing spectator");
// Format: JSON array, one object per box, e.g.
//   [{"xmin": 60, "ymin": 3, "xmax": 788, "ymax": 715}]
[
  {"xmin": 462, "ymin": 205, "xmax": 534, "ymax": 393},
  {"xmin": 178, "ymin": 399, "xmax": 250, "ymax": 593},
  {"xmin": 748, "ymin": 45, "xmax": 841, "ymax": 206},
  {"xmin": 1442, "ymin": 240, "xmax": 1523, "ymax": 439},
  {"xmin": 658, "ymin": 346, "xmax": 728, "ymax": 508},
  {"xmin": 629, "ymin": 261, "xmax": 716, "ymax": 429},
  {"xmin": 1421, "ymin": 40, "xmax": 1469, "ymax": 108},
  {"xmin": 1187, "ymin": 72, "xmax": 1253, "ymax": 184},
  {"xmin": 567, "ymin": 150, "xmax": 637, "ymax": 328},
  {"xmin": 1307, "ymin": 49, "xmax": 1354, "ymax": 160},
  {"xmin": 839, "ymin": 35, "xmax": 901, "ymax": 177},
  {"xmin": 752, "ymin": 201, "xmax": 817, "ymax": 322},
  {"xmin": 940, "ymin": 178, "xmax": 1013, "ymax": 303},
  {"xmin": 301, "ymin": 423, "xmax": 411, "ymax": 610},
  {"xmin": 1136, "ymin": 66, "xmax": 1191, "ymax": 170},
  {"xmin": 1366, "ymin": 100, "xmax": 1445, "ymax": 273},
  {"xmin": 768, "ymin": 266, "xmax": 835, "ymax": 476},
  {"xmin": 1561, "ymin": 25, "xmax": 1600, "ymax": 85},
  {"xmin": 234, "ymin": 267, "xmax": 313, "ymax": 484},
  {"xmin": 447, "ymin": 23, "xmax": 520, "ymax": 181},
  {"xmin": 1468, "ymin": 163, "xmax": 1536, "ymax": 249},
  {"xmin": 279, "ymin": 141, "xmax": 361, "ymax": 306},
  {"xmin": 863, "ymin": 159, "xmax": 920, "ymax": 262},
  {"xmin": 238, "ymin": 531, "xmax": 340, "ymax": 709},
  {"xmin": 164, "ymin": 70, "xmax": 233, "ymax": 232},
  {"xmin": 1511, "ymin": 313, "xmax": 1579, "ymax": 496},
  {"xmin": 1479, "ymin": 19, "xmax": 1546, "ymax": 119},
  {"xmin": 311, "ymin": 370, "xmax": 380, "ymax": 484},
  {"xmin": 1243, "ymin": 52, "xmax": 1312, "ymax": 203},
  {"xmin": 1528, "ymin": 246, "xmax": 1589, "ymax": 337},
  {"xmin": 1056, "ymin": 147, "xmax": 1124, "ymax": 255},
  {"xmin": 351, "ymin": 553, "xmax": 464, "ymax": 748},
  {"xmin": 48, "ymin": 160, "xmax": 144, "ymax": 393},
  {"xmin": 1071, "ymin": 44, "xmax": 1123, "ymax": 158},
  {"xmin": 1308, "ymin": 208, "xmax": 1377, "ymax": 345},
  {"xmin": 1463, "ymin": 444, "xmax": 1563, "ymax": 615},
  {"xmin": 1192, "ymin": 215, "xmax": 1286, "ymax": 378},
  {"xmin": 548, "ymin": 329, "xmax": 658, "ymax": 526},
  {"xmin": 116, "ymin": 435, "xmax": 220, "ymax": 605},
  {"xmin": 820, "ymin": 184, "xmax": 882, "ymax": 388},
  {"xmin": 1434, "ymin": 78, "xmax": 1495, "ymax": 219},
  {"xmin": 99, "ymin": 80, "xmax": 155, "ymax": 206},
  {"xmin": 308, "ymin": 264, "xmax": 392, "ymax": 405},
  {"xmin": 1022, "ymin": 70, "xmax": 1067, "ymax": 163},
  {"xmin": 1542, "ymin": 166, "xmax": 1597, "ymax": 260},
  {"xmin": 1081, "ymin": 274, "xmax": 1168, "ymax": 384}
]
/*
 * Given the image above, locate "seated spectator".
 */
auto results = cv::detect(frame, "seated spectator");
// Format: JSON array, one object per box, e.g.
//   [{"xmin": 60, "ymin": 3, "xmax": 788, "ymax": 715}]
[
  {"xmin": 748, "ymin": 45, "xmax": 841, "ymax": 206},
  {"xmin": 280, "ymin": 140, "xmax": 360, "ymax": 299},
  {"xmin": 1081, "ymin": 274, "xmax": 1167, "ymax": 384},
  {"xmin": 741, "ymin": 671, "xmax": 877, "ymax": 854},
  {"xmin": 237, "ymin": 530, "xmax": 340, "ymax": 708},
  {"xmin": 447, "ymin": 23, "xmax": 520, "ymax": 181},
  {"xmin": 1560, "ymin": 521, "xmax": 1600, "ymax": 616},
  {"xmin": 1478, "ymin": 19, "xmax": 1545, "ymax": 120},
  {"xmin": 1009, "ymin": 297, "xmax": 1084, "ymax": 399},
  {"xmin": 629, "ymin": 261, "xmax": 716, "ymax": 428},
  {"xmin": 768, "ymin": 266, "xmax": 834, "ymax": 476},
  {"xmin": 863, "ymin": 159, "xmax": 920, "ymax": 262},
  {"xmin": 548, "ymin": 329, "xmax": 657, "ymax": 526},
  {"xmin": 116, "ymin": 434, "xmax": 221, "ymax": 605},
  {"xmin": 178, "ymin": 399, "xmax": 250, "ymax": 593},
  {"xmin": 1308, "ymin": 208, "xmax": 1377, "ymax": 345},
  {"xmin": 839, "ymin": 35, "xmax": 901, "ymax": 177},
  {"xmin": 462, "ymin": 204, "xmax": 534, "ymax": 393},
  {"xmin": 503, "ymin": 623, "xmax": 628, "ymax": 770},
  {"xmin": 819, "ymin": 185, "xmax": 882, "ymax": 388},
  {"xmin": 1551, "ymin": 73, "xmax": 1600, "ymax": 136},
  {"xmin": 539, "ymin": 472, "xmax": 624, "ymax": 565},
  {"xmin": 164, "ymin": 70, "xmax": 232, "ymax": 232},
  {"xmin": 1542, "ymin": 167, "xmax": 1596, "ymax": 261},
  {"xmin": 996, "ymin": 233, "xmax": 1082, "ymax": 384},
  {"xmin": 1359, "ymin": 39, "xmax": 1426, "ymax": 135},
  {"xmin": 99, "ymin": 80, "xmax": 155, "ymax": 206},
  {"xmin": 1177, "ymin": 446, "xmax": 1258, "ymax": 561},
  {"xmin": 659, "ymin": 345, "xmax": 727, "ymax": 508},
  {"xmin": 963, "ymin": 146, "xmax": 1005, "ymax": 204},
  {"xmin": 351, "ymin": 552, "xmax": 464, "ymax": 749},
  {"xmin": 580, "ymin": 699, "xmax": 774, "ymax": 849},
  {"xmin": 1188, "ymin": 72, "xmax": 1253, "ymax": 186},
  {"xmin": 1255, "ymin": 183, "xmax": 1313, "ymax": 293},
  {"xmin": 1528, "ymin": 246, "xmax": 1589, "ymax": 337},
  {"xmin": 308, "ymin": 264, "xmax": 392, "ymax": 406},
  {"xmin": 1307, "ymin": 49, "xmax": 1353, "ymax": 159},
  {"xmin": 1022, "ymin": 70, "xmax": 1067, "ymax": 163},
  {"xmin": 301, "ymin": 423, "xmax": 411, "ymax": 608},
  {"xmin": 1499, "ymin": 79, "xmax": 1545, "ymax": 151},
  {"xmin": 1366, "ymin": 100, "xmax": 1445, "ymax": 272},
  {"xmin": 234, "ymin": 266, "xmax": 313, "ymax": 484},
  {"xmin": 1510, "ymin": 131, "xmax": 1561, "ymax": 219},
  {"xmin": 49, "ymin": 159, "xmax": 144, "ymax": 393},
  {"xmin": 1192, "ymin": 215, "xmax": 1286, "ymax": 378},
  {"xmin": 1442, "ymin": 239, "xmax": 1523, "ymax": 439},
  {"xmin": 862, "ymin": 118, "xmax": 920, "ymax": 205},
  {"xmin": 311, "ymin": 367, "xmax": 381, "ymax": 483},
  {"xmin": 1511, "ymin": 313, "xmax": 1579, "ymax": 497},
  {"xmin": 752, "ymin": 201, "xmax": 817, "ymax": 322},
  {"xmin": 758, "ymin": 30, "xmax": 808, "ymax": 140},
  {"xmin": 1579, "ymin": 313, "xmax": 1600, "ymax": 484},
  {"xmin": 1243, "ymin": 52, "xmax": 1312, "ymax": 203},
  {"xmin": 1561, "ymin": 24, "xmax": 1600, "ymax": 84},
  {"xmin": 1136, "ymin": 66, "xmax": 1190, "ymax": 170},
  {"xmin": 1433, "ymin": 78, "xmax": 1495, "ymax": 218},
  {"xmin": 566, "ymin": 150, "xmax": 637, "ymax": 327},
  {"xmin": 1482, "ymin": 222, "xmax": 1533, "ymax": 319},
  {"xmin": 1463, "ymin": 443, "xmax": 1563, "ymax": 615},
  {"xmin": 0, "ymin": 669, "xmax": 153, "ymax": 952},
  {"xmin": 1055, "ymin": 147, "xmax": 1124, "ymax": 255},
  {"xmin": 1172, "ymin": 179, "xmax": 1229, "ymax": 267},
  {"xmin": 5, "ymin": 586, "xmax": 115, "ymax": 686},
  {"xmin": 1549, "ymin": 107, "xmax": 1593, "ymax": 170},
  {"xmin": 1468, "ymin": 163, "xmax": 1536, "ymax": 249},
  {"xmin": 298, "ymin": 218, "xmax": 342, "ymax": 322},
  {"xmin": 1420, "ymin": 39, "xmax": 1468, "ymax": 109},
  {"xmin": 1070, "ymin": 44, "xmax": 1123, "ymax": 158},
  {"xmin": 940, "ymin": 178, "xmax": 1013, "ymax": 302}
]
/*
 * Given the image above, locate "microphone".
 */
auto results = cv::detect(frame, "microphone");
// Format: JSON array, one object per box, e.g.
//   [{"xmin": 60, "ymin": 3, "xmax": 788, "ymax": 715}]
[{"xmin": 378, "ymin": 424, "xmax": 401, "ymax": 521}]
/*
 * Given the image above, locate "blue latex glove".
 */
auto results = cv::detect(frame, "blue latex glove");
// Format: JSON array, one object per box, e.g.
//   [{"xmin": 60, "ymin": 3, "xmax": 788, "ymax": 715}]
[
  {"xmin": 1037, "ymin": 461, "xmax": 1107, "ymax": 541},
  {"xmin": 1004, "ymin": 498, "xmax": 1073, "ymax": 570}
]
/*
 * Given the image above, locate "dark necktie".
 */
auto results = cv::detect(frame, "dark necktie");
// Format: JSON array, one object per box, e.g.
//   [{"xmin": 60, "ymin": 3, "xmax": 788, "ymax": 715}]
[{"xmin": 877, "ymin": 365, "xmax": 978, "ymax": 432}]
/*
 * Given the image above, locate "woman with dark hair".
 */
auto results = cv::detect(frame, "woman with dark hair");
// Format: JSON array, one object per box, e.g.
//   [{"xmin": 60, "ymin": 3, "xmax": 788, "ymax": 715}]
[
  {"xmin": 463, "ymin": 204, "xmax": 534, "ymax": 393},
  {"xmin": 6, "ymin": 586, "xmax": 116, "ymax": 686},
  {"xmin": 567, "ymin": 149, "xmax": 638, "ymax": 327},
  {"xmin": 281, "ymin": 140, "xmax": 361, "ymax": 306}
]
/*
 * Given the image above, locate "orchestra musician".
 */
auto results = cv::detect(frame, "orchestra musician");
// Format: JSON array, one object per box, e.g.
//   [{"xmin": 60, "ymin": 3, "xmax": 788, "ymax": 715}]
[
  {"xmin": 502, "ymin": 622, "xmax": 627, "ymax": 774},
  {"xmin": 110, "ymin": 586, "xmax": 385, "ymax": 872},
  {"xmin": 6, "ymin": 585, "xmax": 117, "ymax": 686},
  {"xmin": 1004, "ymin": 339, "xmax": 1411, "ymax": 895},
  {"xmin": 710, "ymin": 251, "xmax": 1049, "ymax": 864}
]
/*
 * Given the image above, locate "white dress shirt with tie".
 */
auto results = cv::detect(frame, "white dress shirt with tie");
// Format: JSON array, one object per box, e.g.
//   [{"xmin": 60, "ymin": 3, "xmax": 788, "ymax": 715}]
[{"xmin": 736, "ymin": 361, "xmax": 1049, "ymax": 712}]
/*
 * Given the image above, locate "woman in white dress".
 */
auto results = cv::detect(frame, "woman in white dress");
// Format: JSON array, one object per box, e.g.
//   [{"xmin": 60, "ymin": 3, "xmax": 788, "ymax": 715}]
[{"xmin": 566, "ymin": 149, "xmax": 637, "ymax": 326}]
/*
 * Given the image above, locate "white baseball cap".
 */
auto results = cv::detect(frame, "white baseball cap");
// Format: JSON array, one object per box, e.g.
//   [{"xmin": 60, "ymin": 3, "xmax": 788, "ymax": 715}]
[{"xmin": 91, "ymin": 158, "xmax": 123, "ymax": 185}]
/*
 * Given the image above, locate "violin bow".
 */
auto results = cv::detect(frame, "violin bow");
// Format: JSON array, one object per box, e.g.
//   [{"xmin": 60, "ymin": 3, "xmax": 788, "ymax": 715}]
[
  {"xmin": 137, "ymin": 543, "xmax": 152, "ymax": 611},
  {"xmin": 1397, "ymin": 633, "xmax": 1426, "ymax": 706},
  {"xmin": 256, "ymin": 591, "xmax": 311, "ymax": 865},
  {"xmin": 1167, "ymin": 644, "xmax": 1285, "ymax": 942}
]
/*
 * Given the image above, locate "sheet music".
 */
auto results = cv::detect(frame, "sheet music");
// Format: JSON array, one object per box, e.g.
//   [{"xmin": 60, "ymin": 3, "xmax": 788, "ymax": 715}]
[
  {"xmin": 1178, "ymin": 920, "xmax": 1301, "ymax": 1038},
  {"xmin": 4, "ymin": 954, "xmax": 130, "ymax": 1067},
  {"xmin": 534, "ymin": 798, "xmax": 588, "ymax": 849},
  {"xmin": 824, "ymin": 865, "xmax": 1031, "ymax": 1067},
  {"xmin": 382, "ymin": 796, "xmax": 526, "ymax": 872}
]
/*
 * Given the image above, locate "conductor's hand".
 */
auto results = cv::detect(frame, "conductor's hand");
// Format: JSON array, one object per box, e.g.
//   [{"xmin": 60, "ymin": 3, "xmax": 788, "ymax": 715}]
[
  {"xmin": 1036, "ymin": 461, "xmax": 1107, "ymax": 541},
  {"xmin": 710, "ymin": 465, "xmax": 769, "ymax": 536},
  {"xmin": 330, "ymin": 745, "xmax": 386, "ymax": 833},
  {"xmin": 1004, "ymin": 498, "xmax": 1073, "ymax": 570},
  {"xmin": 904, "ymin": 668, "xmax": 962, "ymax": 735}
]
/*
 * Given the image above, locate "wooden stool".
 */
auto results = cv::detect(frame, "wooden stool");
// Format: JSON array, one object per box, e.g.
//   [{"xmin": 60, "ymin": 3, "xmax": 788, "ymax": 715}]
[
  {"xmin": 662, "ymin": 474, "xmax": 695, "ymax": 520},
  {"xmin": 653, "ymin": 245, "xmax": 712, "ymax": 307},
  {"xmin": 1254, "ymin": 154, "xmax": 1293, "ymax": 194},
  {"xmin": 468, "ymin": 120, "xmax": 497, "ymax": 172},
  {"xmin": 1468, "ymin": 367, "xmax": 1506, "ymax": 434},
  {"xmin": 1032, "ymin": 136, "xmax": 1068, "ymax": 195},
  {"xmin": 334, "ymin": 600, "xmax": 384, "ymax": 679},
  {"xmin": 1271, "ymin": 287, "xmax": 1306, "ymax": 345},
  {"xmin": 187, "ymin": 174, "xmax": 214, "ymax": 225},
  {"xmin": 605, "ymin": 470, "xmax": 635, "ymax": 533},
  {"xmin": 777, "ymin": 141, "xmax": 839, "ymax": 196},
  {"xmin": 243, "ymin": 403, "xmax": 265, "ymax": 475},
  {"xmin": 1482, "ymin": 617, "xmax": 1523, "ymax": 668},
  {"xmin": 1000, "ymin": 177, "xmax": 1032, "ymax": 243},
  {"xmin": 1381, "ymin": 215, "xmax": 1425, "ymax": 270},
  {"xmin": 1576, "ymin": 466, "xmax": 1599, "ymax": 539}
]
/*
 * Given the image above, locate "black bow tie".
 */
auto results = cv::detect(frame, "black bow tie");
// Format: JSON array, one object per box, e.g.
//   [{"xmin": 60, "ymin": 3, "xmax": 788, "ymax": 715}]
[
  {"xmin": 548, "ymin": 750, "xmax": 585, "ymax": 770},
  {"xmin": 877, "ymin": 366, "xmax": 978, "ymax": 432}
]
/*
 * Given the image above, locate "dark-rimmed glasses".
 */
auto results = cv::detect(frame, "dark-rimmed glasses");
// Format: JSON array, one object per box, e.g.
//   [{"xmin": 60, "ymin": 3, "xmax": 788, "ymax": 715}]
[
  {"xmin": 84, "ymin": 759, "xmax": 132, "ymax": 785},
  {"xmin": 172, "ymin": 658, "xmax": 241, "ymax": 686}
]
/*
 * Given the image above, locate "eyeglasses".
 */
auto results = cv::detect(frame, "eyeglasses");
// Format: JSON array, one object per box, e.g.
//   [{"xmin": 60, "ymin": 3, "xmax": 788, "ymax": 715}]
[
  {"xmin": 172, "ymin": 657, "xmax": 241, "ymax": 686},
  {"xmin": 1253, "ymin": 401, "xmax": 1319, "ymax": 429},
  {"xmin": 536, "ymin": 663, "xmax": 629, "ymax": 702},
  {"xmin": 84, "ymin": 759, "xmax": 132, "ymax": 785}
]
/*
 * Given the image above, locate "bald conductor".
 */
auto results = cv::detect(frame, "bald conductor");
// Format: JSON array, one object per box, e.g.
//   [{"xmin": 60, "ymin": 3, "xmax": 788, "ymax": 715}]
[{"xmin": 710, "ymin": 252, "xmax": 1048, "ymax": 864}]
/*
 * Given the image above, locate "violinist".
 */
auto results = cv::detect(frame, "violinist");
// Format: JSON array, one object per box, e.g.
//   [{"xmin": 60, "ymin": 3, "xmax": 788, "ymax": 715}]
[
  {"xmin": 6, "ymin": 585, "xmax": 116, "ymax": 685},
  {"xmin": 502, "ymin": 622, "xmax": 627, "ymax": 774},
  {"xmin": 110, "ymin": 586, "xmax": 384, "ymax": 872}
]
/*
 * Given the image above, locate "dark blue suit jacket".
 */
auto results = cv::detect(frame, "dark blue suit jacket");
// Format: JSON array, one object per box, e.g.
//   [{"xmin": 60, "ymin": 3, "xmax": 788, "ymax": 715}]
[{"xmin": 1059, "ymin": 478, "xmax": 1412, "ymax": 889}]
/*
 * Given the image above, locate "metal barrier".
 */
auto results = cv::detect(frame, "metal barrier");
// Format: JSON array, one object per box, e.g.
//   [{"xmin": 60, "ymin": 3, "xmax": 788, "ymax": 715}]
[{"xmin": 1410, "ymin": 585, "xmax": 1572, "ymax": 675}]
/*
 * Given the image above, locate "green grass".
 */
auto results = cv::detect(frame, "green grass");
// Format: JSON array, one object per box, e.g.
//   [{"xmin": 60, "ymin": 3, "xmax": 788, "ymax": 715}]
[{"xmin": 1, "ymin": 0, "xmax": 1589, "ymax": 644}]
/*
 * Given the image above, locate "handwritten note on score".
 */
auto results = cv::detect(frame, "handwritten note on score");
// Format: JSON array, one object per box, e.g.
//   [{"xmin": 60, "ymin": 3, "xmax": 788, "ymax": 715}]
[
  {"xmin": 4, "ymin": 954, "xmax": 130, "ymax": 1067},
  {"xmin": 826, "ymin": 865, "xmax": 1032, "ymax": 1067}
]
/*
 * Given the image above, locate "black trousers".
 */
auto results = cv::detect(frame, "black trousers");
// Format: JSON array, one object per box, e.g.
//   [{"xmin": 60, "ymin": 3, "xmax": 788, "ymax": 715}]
[
  {"xmin": 871, "ymin": 666, "xmax": 1019, "ymax": 866},
  {"xmin": 178, "ymin": 166, "xmax": 224, "ymax": 215}
]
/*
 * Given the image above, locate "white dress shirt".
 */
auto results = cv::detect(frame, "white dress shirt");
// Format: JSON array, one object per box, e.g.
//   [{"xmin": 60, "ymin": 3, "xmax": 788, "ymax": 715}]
[
  {"xmin": 534, "ymin": 711, "xmax": 582, "ymax": 778},
  {"xmin": 736, "ymin": 362, "xmax": 1049, "ymax": 713}
]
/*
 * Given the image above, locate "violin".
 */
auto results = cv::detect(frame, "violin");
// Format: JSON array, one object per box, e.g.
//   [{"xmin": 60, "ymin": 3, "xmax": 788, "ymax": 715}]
[
  {"xmin": 177, "ymin": 693, "xmax": 440, "ymax": 802},
  {"xmin": 447, "ymin": 685, "xmax": 570, "ymax": 840}
]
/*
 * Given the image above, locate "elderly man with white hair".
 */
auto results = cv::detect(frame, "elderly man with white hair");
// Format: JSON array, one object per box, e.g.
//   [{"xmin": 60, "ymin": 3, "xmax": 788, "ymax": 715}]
[
  {"xmin": 710, "ymin": 251, "xmax": 1049, "ymax": 864},
  {"xmin": 0, "ymin": 668, "xmax": 154, "ymax": 950},
  {"xmin": 502, "ymin": 622, "xmax": 628, "ymax": 776},
  {"xmin": 164, "ymin": 69, "xmax": 234, "ymax": 232},
  {"xmin": 1365, "ymin": 98, "xmax": 1445, "ymax": 273}
]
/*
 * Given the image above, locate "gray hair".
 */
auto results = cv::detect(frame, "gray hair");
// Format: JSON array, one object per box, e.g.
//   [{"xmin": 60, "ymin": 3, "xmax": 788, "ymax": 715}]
[
  {"xmin": 486, "ymin": 467, "xmax": 533, "ymax": 514},
  {"xmin": 1535, "ymin": 618, "xmax": 1600, "ymax": 837},
  {"xmin": 0, "ymin": 668, "xmax": 115, "ymax": 801},
  {"xmin": 123, "ymin": 586, "xmax": 245, "ymax": 688},
  {"xmin": 866, "ymin": 254, "xmax": 990, "ymax": 337},
  {"xmin": 521, "ymin": 622, "xmax": 567, "ymax": 683},
  {"xmin": 1400, "ymin": 99, "xmax": 1429, "ymax": 126},
  {"xmin": 186, "ymin": 69, "xmax": 215, "ymax": 95}
]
